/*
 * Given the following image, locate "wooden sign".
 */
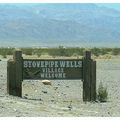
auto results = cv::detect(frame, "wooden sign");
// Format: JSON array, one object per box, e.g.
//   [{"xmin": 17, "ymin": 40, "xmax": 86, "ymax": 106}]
[
  {"xmin": 23, "ymin": 59, "xmax": 83, "ymax": 79},
  {"xmin": 7, "ymin": 50, "xmax": 96, "ymax": 102}
]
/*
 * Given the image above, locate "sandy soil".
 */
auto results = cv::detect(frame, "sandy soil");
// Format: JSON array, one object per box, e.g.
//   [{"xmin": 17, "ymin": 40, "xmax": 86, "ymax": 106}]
[{"xmin": 0, "ymin": 58, "xmax": 120, "ymax": 117}]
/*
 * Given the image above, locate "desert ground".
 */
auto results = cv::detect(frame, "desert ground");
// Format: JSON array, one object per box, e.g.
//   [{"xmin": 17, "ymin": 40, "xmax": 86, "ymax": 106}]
[{"xmin": 0, "ymin": 57, "xmax": 120, "ymax": 117}]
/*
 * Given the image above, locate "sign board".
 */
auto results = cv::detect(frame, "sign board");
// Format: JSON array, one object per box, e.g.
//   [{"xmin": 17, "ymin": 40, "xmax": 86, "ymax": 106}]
[{"xmin": 23, "ymin": 59, "xmax": 83, "ymax": 79}]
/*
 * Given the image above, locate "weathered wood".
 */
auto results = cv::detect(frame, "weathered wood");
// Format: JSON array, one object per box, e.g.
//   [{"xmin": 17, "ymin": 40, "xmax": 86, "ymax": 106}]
[
  {"xmin": 83, "ymin": 51, "xmax": 91, "ymax": 101},
  {"xmin": 7, "ymin": 59, "xmax": 16, "ymax": 95},
  {"xmin": 90, "ymin": 60, "xmax": 96, "ymax": 101},
  {"xmin": 7, "ymin": 50, "xmax": 96, "ymax": 101},
  {"xmin": 13, "ymin": 50, "xmax": 23, "ymax": 97},
  {"xmin": 83, "ymin": 58, "xmax": 92, "ymax": 101},
  {"xmin": 84, "ymin": 51, "xmax": 91, "ymax": 59},
  {"xmin": 83, "ymin": 51, "xmax": 96, "ymax": 101}
]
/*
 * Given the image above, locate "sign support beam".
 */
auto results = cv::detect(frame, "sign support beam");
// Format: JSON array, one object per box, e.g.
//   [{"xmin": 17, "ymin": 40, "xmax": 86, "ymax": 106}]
[
  {"xmin": 7, "ymin": 50, "xmax": 23, "ymax": 97},
  {"xmin": 83, "ymin": 51, "xmax": 96, "ymax": 101}
]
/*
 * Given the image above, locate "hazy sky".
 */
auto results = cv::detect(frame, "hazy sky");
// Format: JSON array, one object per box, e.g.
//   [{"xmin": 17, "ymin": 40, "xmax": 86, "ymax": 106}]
[
  {"xmin": 97, "ymin": 3, "xmax": 120, "ymax": 11},
  {"xmin": 0, "ymin": 3, "xmax": 120, "ymax": 11}
]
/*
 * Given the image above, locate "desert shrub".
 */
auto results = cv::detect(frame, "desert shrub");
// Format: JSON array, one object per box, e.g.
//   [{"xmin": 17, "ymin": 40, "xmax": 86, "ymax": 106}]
[
  {"xmin": 111, "ymin": 48, "xmax": 120, "ymax": 55},
  {"xmin": 47, "ymin": 46, "xmax": 71, "ymax": 57},
  {"xmin": 68, "ymin": 47, "xmax": 84, "ymax": 56},
  {"xmin": 47, "ymin": 47, "xmax": 85, "ymax": 57},
  {"xmin": 91, "ymin": 47, "xmax": 101, "ymax": 56},
  {"xmin": 47, "ymin": 48, "xmax": 58, "ymax": 57},
  {"xmin": 0, "ymin": 48, "xmax": 7, "ymax": 58},
  {"xmin": 0, "ymin": 48, "xmax": 14, "ymax": 56},
  {"xmin": 90, "ymin": 48, "xmax": 113, "ymax": 56},
  {"xmin": 0, "ymin": 47, "xmax": 119, "ymax": 57},
  {"xmin": 97, "ymin": 82, "xmax": 108, "ymax": 102},
  {"xmin": 77, "ymin": 48, "xmax": 85, "ymax": 56},
  {"xmin": 7, "ymin": 48, "xmax": 14, "ymax": 55},
  {"xmin": 100, "ymin": 48, "xmax": 109, "ymax": 55},
  {"xmin": 33, "ymin": 49, "xmax": 42, "ymax": 57},
  {"xmin": 21, "ymin": 48, "xmax": 33, "ymax": 55},
  {"xmin": 58, "ymin": 46, "xmax": 67, "ymax": 56}
]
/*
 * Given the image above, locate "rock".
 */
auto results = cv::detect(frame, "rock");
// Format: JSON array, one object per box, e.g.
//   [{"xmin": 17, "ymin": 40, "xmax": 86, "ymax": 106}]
[
  {"xmin": 66, "ymin": 86, "xmax": 69, "ymax": 88},
  {"xmin": 13, "ymin": 108, "xmax": 17, "ymax": 112},
  {"xmin": 42, "ymin": 80, "xmax": 51, "ymax": 85},
  {"xmin": 1, "ymin": 106, "xmax": 4, "ymax": 108},
  {"xmin": 61, "ymin": 93, "xmax": 66, "ymax": 96},
  {"xmin": 0, "ymin": 75, "xmax": 3, "ymax": 77},
  {"xmin": 42, "ymin": 90, "xmax": 47, "ymax": 94},
  {"xmin": 58, "ymin": 94, "xmax": 61, "ymax": 97},
  {"xmin": 23, "ymin": 96, "xmax": 28, "ymax": 99},
  {"xmin": 25, "ymin": 94, "xmax": 28, "ymax": 96},
  {"xmin": 24, "ymin": 96, "xmax": 27, "ymax": 99},
  {"xmin": 39, "ymin": 98, "xmax": 43, "ymax": 101},
  {"xmin": 108, "ymin": 112, "xmax": 111, "ymax": 115},
  {"xmin": 54, "ymin": 87, "xmax": 58, "ymax": 90},
  {"xmin": 68, "ymin": 101, "xmax": 72, "ymax": 111},
  {"xmin": 68, "ymin": 105, "xmax": 72, "ymax": 111},
  {"xmin": 35, "ymin": 90, "xmax": 38, "ymax": 92},
  {"xmin": 16, "ymin": 115, "xmax": 21, "ymax": 117},
  {"xmin": 51, "ymin": 100, "xmax": 54, "ymax": 102},
  {"xmin": 23, "ymin": 94, "xmax": 28, "ymax": 99}
]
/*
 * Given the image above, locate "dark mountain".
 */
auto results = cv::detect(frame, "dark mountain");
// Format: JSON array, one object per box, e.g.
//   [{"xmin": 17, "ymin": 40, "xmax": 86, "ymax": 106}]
[{"xmin": 0, "ymin": 3, "xmax": 120, "ymax": 47}]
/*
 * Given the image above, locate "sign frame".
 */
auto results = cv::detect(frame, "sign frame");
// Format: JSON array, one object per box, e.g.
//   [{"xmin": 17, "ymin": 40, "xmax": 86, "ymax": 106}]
[{"xmin": 7, "ymin": 50, "xmax": 96, "ymax": 101}]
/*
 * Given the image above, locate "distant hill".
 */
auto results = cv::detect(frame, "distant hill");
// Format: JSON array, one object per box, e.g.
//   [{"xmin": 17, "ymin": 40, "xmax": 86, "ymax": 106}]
[{"xmin": 0, "ymin": 3, "xmax": 120, "ymax": 47}]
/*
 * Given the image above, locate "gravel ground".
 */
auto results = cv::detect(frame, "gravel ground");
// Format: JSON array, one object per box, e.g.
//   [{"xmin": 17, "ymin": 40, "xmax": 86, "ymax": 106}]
[{"xmin": 0, "ymin": 59, "xmax": 120, "ymax": 117}]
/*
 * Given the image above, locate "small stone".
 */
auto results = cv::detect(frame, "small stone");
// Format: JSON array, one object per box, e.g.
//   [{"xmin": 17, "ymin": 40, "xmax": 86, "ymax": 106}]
[
  {"xmin": 35, "ymin": 90, "xmax": 38, "ymax": 92},
  {"xmin": 23, "ymin": 96, "xmax": 28, "ymax": 99},
  {"xmin": 108, "ymin": 112, "xmax": 110, "ymax": 115},
  {"xmin": 42, "ymin": 80, "xmax": 51, "ymax": 85},
  {"xmin": 58, "ymin": 94, "xmax": 61, "ymax": 97},
  {"xmin": 13, "ymin": 108, "xmax": 17, "ymax": 112},
  {"xmin": 51, "ymin": 100, "xmax": 54, "ymax": 102},
  {"xmin": 68, "ymin": 101, "xmax": 72, "ymax": 110},
  {"xmin": 31, "ymin": 83, "xmax": 35, "ymax": 85},
  {"xmin": 68, "ymin": 105, "xmax": 72, "ymax": 110},
  {"xmin": 42, "ymin": 91, "xmax": 47, "ymax": 94},
  {"xmin": 39, "ymin": 98, "xmax": 43, "ymax": 101},
  {"xmin": 25, "ymin": 94, "xmax": 28, "ymax": 96},
  {"xmin": 1, "ymin": 106, "xmax": 4, "ymax": 108},
  {"xmin": 66, "ymin": 86, "xmax": 69, "ymax": 88},
  {"xmin": 61, "ymin": 93, "xmax": 66, "ymax": 96},
  {"xmin": 54, "ymin": 87, "xmax": 58, "ymax": 90},
  {"xmin": 0, "ymin": 75, "xmax": 3, "ymax": 77}
]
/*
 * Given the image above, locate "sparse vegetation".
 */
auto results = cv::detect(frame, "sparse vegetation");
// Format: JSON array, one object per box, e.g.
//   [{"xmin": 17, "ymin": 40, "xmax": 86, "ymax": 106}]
[
  {"xmin": 0, "ymin": 47, "xmax": 119, "ymax": 58},
  {"xmin": 0, "ymin": 48, "xmax": 14, "ymax": 58},
  {"xmin": 21, "ymin": 48, "xmax": 33, "ymax": 55},
  {"xmin": 111, "ymin": 48, "xmax": 120, "ymax": 55},
  {"xmin": 97, "ymin": 82, "xmax": 108, "ymax": 102}
]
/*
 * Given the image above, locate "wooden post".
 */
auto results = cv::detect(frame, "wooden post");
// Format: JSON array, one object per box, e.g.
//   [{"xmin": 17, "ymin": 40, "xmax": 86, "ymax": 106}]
[
  {"xmin": 7, "ymin": 59, "xmax": 16, "ymax": 95},
  {"xmin": 7, "ymin": 50, "xmax": 23, "ymax": 97},
  {"xmin": 90, "ymin": 60, "xmax": 96, "ymax": 101},
  {"xmin": 83, "ymin": 51, "xmax": 96, "ymax": 101},
  {"xmin": 83, "ymin": 51, "xmax": 92, "ymax": 101},
  {"xmin": 13, "ymin": 50, "xmax": 23, "ymax": 97}
]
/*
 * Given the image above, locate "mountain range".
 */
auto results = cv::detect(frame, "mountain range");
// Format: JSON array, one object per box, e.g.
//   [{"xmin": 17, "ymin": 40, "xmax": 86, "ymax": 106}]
[{"xmin": 0, "ymin": 3, "xmax": 120, "ymax": 47}]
